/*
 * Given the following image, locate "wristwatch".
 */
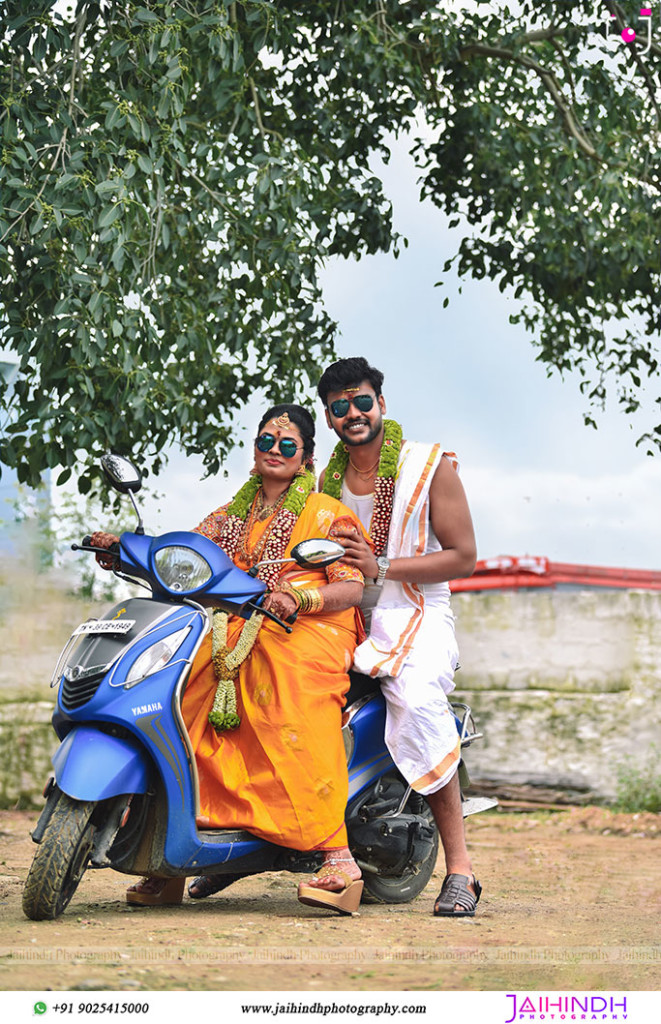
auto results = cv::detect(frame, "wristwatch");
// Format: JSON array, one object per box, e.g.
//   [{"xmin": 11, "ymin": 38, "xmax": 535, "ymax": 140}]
[{"xmin": 375, "ymin": 555, "xmax": 390, "ymax": 587}]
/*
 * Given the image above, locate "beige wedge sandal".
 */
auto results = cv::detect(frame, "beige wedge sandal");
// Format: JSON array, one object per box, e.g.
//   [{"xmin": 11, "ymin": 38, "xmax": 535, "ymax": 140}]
[
  {"xmin": 126, "ymin": 876, "xmax": 186, "ymax": 907},
  {"xmin": 297, "ymin": 864, "xmax": 364, "ymax": 915}
]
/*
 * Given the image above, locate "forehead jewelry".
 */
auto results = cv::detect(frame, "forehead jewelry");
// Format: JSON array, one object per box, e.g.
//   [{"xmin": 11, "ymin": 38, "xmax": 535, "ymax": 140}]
[{"xmin": 272, "ymin": 412, "xmax": 291, "ymax": 429}]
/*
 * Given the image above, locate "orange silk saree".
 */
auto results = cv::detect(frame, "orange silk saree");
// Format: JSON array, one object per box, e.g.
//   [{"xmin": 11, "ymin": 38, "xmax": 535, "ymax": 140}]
[{"xmin": 181, "ymin": 492, "xmax": 364, "ymax": 851}]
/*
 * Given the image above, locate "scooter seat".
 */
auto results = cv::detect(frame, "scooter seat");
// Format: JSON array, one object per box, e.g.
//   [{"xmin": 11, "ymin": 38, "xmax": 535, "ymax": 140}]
[{"xmin": 343, "ymin": 670, "xmax": 380, "ymax": 709}]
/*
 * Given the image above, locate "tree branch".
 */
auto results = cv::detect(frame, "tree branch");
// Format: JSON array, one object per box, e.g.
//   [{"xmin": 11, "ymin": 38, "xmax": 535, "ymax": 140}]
[
  {"xmin": 171, "ymin": 158, "xmax": 232, "ymax": 215},
  {"xmin": 0, "ymin": 130, "xmax": 68, "ymax": 244},
  {"xmin": 67, "ymin": 6, "xmax": 87, "ymax": 119},
  {"xmin": 521, "ymin": 27, "xmax": 566, "ymax": 45},
  {"xmin": 459, "ymin": 42, "xmax": 601, "ymax": 162},
  {"xmin": 249, "ymin": 76, "xmax": 267, "ymax": 143},
  {"xmin": 458, "ymin": 40, "xmax": 661, "ymax": 194},
  {"xmin": 249, "ymin": 76, "xmax": 284, "ymax": 146},
  {"xmin": 550, "ymin": 38, "xmax": 577, "ymax": 109}
]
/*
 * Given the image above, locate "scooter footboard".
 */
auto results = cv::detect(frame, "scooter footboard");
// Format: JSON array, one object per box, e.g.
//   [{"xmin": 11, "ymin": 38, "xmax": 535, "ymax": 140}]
[{"xmin": 52, "ymin": 725, "xmax": 150, "ymax": 802}]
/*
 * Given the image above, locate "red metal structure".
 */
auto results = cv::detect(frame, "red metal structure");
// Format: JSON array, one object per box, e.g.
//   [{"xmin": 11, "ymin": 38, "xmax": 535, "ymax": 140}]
[{"xmin": 450, "ymin": 555, "xmax": 661, "ymax": 592}]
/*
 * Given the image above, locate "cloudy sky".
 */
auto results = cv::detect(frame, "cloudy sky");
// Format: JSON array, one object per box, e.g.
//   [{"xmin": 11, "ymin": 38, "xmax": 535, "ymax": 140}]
[{"xmin": 139, "ymin": 134, "xmax": 661, "ymax": 572}]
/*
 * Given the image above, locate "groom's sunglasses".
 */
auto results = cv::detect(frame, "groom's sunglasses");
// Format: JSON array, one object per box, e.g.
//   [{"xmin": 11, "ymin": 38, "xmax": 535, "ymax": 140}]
[
  {"xmin": 328, "ymin": 394, "xmax": 375, "ymax": 418},
  {"xmin": 256, "ymin": 433, "xmax": 302, "ymax": 458}
]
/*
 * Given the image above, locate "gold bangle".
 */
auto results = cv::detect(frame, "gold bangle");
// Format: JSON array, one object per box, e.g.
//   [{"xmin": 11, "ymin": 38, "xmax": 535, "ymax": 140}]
[
  {"xmin": 275, "ymin": 580, "xmax": 302, "ymax": 610},
  {"xmin": 298, "ymin": 587, "xmax": 325, "ymax": 615}
]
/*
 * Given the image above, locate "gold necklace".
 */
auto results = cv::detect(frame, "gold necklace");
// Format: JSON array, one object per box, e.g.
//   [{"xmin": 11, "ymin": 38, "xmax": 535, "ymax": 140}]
[
  {"xmin": 348, "ymin": 455, "xmax": 380, "ymax": 478},
  {"xmin": 254, "ymin": 488, "xmax": 287, "ymax": 522},
  {"xmin": 238, "ymin": 489, "xmax": 285, "ymax": 565}
]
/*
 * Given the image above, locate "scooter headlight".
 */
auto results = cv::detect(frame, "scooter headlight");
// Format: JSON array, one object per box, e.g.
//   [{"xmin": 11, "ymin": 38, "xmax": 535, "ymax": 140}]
[
  {"xmin": 124, "ymin": 625, "xmax": 191, "ymax": 687},
  {"xmin": 153, "ymin": 545, "xmax": 212, "ymax": 593}
]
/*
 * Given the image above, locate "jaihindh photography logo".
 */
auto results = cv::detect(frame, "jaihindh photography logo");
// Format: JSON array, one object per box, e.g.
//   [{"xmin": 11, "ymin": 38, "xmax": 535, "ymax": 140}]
[{"xmin": 505, "ymin": 993, "xmax": 628, "ymax": 1022}]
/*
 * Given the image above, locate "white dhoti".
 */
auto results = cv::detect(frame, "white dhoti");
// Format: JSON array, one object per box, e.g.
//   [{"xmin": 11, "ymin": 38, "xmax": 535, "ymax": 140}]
[{"xmin": 351, "ymin": 441, "xmax": 462, "ymax": 795}]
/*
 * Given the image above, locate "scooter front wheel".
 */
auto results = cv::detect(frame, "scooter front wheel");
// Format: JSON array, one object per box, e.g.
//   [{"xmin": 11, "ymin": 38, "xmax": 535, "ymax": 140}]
[{"xmin": 22, "ymin": 794, "xmax": 96, "ymax": 921}]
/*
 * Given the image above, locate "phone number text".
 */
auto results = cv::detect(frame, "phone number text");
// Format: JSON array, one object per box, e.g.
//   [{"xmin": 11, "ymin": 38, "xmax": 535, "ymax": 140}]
[{"xmin": 52, "ymin": 1004, "xmax": 149, "ymax": 1014}]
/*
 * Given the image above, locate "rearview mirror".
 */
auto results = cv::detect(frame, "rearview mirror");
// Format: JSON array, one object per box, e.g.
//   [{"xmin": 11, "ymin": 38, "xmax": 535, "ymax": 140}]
[
  {"xmin": 290, "ymin": 539, "xmax": 345, "ymax": 569},
  {"xmin": 101, "ymin": 453, "xmax": 142, "ymax": 494}
]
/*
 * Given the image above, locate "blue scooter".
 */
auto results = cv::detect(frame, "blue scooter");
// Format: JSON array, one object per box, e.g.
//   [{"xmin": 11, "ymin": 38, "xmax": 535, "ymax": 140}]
[{"xmin": 23, "ymin": 454, "xmax": 492, "ymax": 920}]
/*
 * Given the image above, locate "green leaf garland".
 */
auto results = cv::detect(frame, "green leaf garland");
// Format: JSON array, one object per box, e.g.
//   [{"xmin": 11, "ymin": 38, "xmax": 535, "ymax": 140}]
[
  {"xmin": 322, "ymin": 419, "xmax": 402, "ymax": 555},
  {"xmin": 227, "ymin": 469, "xmax": 316, "ymax": 521}
]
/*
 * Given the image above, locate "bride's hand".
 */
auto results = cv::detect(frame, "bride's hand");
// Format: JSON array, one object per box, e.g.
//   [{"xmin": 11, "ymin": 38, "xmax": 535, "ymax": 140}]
[
  {"xmin": 89, "ymin": 530, "xmax": 120, "ymax": 570},
  {"xmin": 262, "ymin": 591, "xmax": 298, "ymax": 620}
]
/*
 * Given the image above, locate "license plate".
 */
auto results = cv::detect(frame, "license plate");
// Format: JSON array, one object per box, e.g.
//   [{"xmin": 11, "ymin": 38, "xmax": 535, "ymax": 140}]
[{"xmin": 73, "ymin": 620, "xmax": 136, "ymax": 636}]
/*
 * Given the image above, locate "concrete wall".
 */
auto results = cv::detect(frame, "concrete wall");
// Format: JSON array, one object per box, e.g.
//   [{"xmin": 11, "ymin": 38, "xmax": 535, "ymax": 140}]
[
  {"xmin": 1, "ymin": 573, "xmax": 660, "ymax": 805},
  {"xmin": 452, "ymin": 587, "xmax": 661, "ymax": 799},
  {"xmin": 0, "ymin": 562, "xmax": 94, "ymax": 808},
  {"xmin": 0, "ymin": 701, "xmax": 54, "ymax": 808}
]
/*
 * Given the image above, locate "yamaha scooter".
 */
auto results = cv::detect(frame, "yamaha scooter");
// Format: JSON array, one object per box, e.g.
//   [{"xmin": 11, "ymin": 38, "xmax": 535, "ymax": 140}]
[{"xmin": 23, "ymin": 454, "xmax": 494, "ymax": 920}]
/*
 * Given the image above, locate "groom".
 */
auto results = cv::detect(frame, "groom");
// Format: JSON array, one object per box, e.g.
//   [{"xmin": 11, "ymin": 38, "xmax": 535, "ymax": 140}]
[{"xmin": 317, "ymin": 356, "xmax": 481, "ymax": 917}]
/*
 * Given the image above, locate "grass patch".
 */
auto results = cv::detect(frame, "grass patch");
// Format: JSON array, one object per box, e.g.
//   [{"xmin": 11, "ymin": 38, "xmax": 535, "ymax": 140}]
[{"xmin": 613, "ymin": 745, "xmax": 661, "ymax": 813}]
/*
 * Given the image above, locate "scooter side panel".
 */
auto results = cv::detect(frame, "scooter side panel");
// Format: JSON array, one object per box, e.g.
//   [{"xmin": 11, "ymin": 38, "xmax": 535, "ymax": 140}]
[
  {"xmin": 129, "ymin": 689, "xmax": 269, "ymax": 870},
  {"xmin": 346, "ymin": 694, "xmax": 395, "ymax": 799},
  {"xmin": 52, "ymin": 725, "xmax": 149, "ymax": 801}
]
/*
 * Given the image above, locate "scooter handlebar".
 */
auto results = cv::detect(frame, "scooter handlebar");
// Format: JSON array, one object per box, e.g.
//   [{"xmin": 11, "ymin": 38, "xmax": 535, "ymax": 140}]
[
  {"xmin": 247, "ymin": 600, "xmax": 294, "ymax": 634},
  {"xmin": 72, "ymin": 538, "xmax": 121, "ymax": 562}
]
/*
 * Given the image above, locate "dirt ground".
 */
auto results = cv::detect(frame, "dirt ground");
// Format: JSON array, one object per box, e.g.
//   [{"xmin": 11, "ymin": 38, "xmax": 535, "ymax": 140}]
[{"xmin": 1, "ymin": 805, "xmax": 659, "ymax": 994}]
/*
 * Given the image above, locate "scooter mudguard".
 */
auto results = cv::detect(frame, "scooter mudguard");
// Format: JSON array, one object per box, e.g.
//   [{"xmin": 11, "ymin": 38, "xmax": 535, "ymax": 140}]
[{"xmin": 52, "ymin": 725, "xmax": 149, "ymax": 802}]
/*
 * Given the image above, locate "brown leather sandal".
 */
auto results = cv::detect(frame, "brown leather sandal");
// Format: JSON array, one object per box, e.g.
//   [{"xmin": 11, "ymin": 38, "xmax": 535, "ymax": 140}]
[
  {"xmin": 126, "ymin": 876, "xmax": 185, "ymax": 907},
  {"xmin": 187, "ymin": 873, "xmax": 248, "ymax": 900},
  {"xmin": 297, "ymin": 864, "xmax": 363, "ymax": 916},
  {"xmin": 433, "ymin": 873, "xmax": 482, "ymax": 917}
]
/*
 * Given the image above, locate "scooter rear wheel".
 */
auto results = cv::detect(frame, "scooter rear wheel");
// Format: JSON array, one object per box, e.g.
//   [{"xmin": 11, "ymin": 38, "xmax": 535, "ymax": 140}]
[
  {"xmin": 22, "ymin": 794, "xmax": 96, "ymax": 921},
  {"xmin": 360, "ymin": 800, "xmax": 439, "ymax": 904}
]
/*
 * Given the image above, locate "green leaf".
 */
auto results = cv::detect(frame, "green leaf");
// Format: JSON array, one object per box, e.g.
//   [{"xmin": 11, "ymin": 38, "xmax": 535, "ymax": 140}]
[
  {"xmin": 55, "ymin": 173, "xmax": 79, "ymax": 190},
  {"xmin": 98, "ymin": 204, "xmax": 121, "ymax": 228},
  {"xmin": 95, "ymin": 179, "xmax": 119, "ymax": 197},
  {"xmin": 111, "ymin": 243, "xmax": 125, "ymax": 270},
  {"xmin": 105, "ymin": 106, "xmax": 123, "ymax": 130}
]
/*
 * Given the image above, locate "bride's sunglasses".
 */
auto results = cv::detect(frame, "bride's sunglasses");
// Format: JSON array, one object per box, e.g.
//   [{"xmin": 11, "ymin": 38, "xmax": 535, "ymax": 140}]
[
  {"xmin": 256, "ymin": 433, "xmax": 302, "ymax": 459},
  {"xmin": 328, "ymin": 394, "xmax": 375, "ymax": 418}
]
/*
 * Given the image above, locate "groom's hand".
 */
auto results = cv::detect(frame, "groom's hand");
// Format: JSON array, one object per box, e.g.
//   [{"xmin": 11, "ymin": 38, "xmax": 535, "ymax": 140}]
[{"xmin": 332, "ymin": 527, "xmax": 379, "ymax": 582}]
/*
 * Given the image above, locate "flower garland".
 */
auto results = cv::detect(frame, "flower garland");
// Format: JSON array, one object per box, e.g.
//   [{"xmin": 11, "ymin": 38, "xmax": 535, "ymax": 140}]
[
  {"xmin": 209, "ymin": 609, "xmax": 263, "ymax": 732},
  {"xmin": 200, "ymin": 467, "xmax": 317, "ymax": 732},
  {"xmin": 322, "ymin": 419, "xmax": 402, "ymax": 556},
  {"xmin": 208, "ymin": 468, "xmax": 316, "ymax": 591}
]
